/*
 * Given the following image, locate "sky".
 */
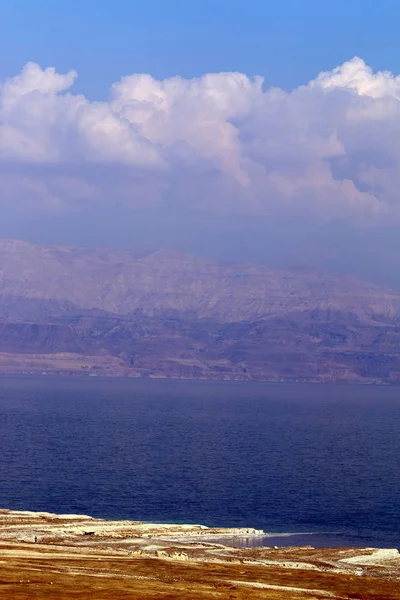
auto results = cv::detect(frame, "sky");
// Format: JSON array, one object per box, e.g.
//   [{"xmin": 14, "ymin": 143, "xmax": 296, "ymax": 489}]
[{"xmin": 1, "ymin": 0, "xmax": 400, "ymax": 288}]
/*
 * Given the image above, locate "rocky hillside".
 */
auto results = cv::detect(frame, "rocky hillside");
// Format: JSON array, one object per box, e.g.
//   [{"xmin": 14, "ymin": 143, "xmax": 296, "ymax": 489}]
[
  {"xmin": 1, "ymin": 239, "xmax": 400, "ymax": 383},
  {"xmin": 1, "ymin": 238, "xmax": 400, "ymax": 322}
]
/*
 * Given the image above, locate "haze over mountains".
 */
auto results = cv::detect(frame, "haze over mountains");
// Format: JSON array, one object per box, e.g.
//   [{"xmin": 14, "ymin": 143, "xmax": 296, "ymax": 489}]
[{"xmin": 1, "ymin": 238, "xmax": 400, "ymax": 383}]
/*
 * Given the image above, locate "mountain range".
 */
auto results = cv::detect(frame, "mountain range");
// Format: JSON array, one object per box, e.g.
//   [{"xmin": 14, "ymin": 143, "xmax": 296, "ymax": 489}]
[{"xmin": 1, "ymin": 238, "xmax": 400, "ymax": 383}]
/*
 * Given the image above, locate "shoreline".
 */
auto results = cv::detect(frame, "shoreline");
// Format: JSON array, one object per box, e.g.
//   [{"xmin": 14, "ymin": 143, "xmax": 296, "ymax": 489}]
[
  {"xmin": 1, "ymin": 509, "xmax": 400, "ymax": 598},
  {"xmin": 0, "ymin": 371, "xmax": 397, "ymax": 389},
  {"xmin": 3, "ymin": 505, "xmax": 398, "ymax": 550},
  {"xmin": 0, "ymin": 370, "xmax": 395, "ymax": 386}
]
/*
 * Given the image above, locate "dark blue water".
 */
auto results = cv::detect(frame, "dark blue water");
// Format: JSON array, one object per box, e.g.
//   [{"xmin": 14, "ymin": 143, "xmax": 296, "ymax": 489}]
[{"xmin": 1, "ymin": 376, "xmax": 400, "ymax": 548}]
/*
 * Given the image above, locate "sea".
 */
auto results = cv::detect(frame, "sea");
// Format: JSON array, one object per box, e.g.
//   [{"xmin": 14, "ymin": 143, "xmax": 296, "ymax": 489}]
[{"xmin": 1, "ymin": 376, "xmax": 400, "ymax": 549}]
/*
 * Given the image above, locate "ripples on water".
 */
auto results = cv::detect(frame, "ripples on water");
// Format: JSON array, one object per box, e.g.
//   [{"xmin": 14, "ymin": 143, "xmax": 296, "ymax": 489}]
[{"xmin": 0, "ymin": 377, "xmax": 399, "ymax": 548}]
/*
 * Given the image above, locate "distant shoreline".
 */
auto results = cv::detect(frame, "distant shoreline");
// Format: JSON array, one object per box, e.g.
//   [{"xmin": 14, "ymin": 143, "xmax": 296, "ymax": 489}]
[{"xmin": 0, "ymin": 371, "xmax": 394, "ymax": 386}]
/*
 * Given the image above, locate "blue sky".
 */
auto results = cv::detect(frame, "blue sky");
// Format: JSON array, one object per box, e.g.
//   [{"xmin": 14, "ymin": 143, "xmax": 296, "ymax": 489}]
[
  {"xmin": 2, "ymin": 0, "xmax": 400, "ymax": 286},
  {"xmin": 1, "ymin": 0, "xmax": 400, "ymax": 97}
]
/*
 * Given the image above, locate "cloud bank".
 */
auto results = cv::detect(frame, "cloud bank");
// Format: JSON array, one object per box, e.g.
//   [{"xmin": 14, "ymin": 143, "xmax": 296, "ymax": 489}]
[{"xmin": 1, "ymin": 57, "xmax": 400, "ymax": 221}]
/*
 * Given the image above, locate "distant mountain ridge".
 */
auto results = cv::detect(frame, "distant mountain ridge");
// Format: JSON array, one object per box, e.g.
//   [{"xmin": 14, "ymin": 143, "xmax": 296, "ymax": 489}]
[
  {"xmin": 1, "ymin": 238, "xmax": 400, "ymax": 322},
  {"xmin": 1, "ymin": 239, "xmax": 400, "ymax": 383}
]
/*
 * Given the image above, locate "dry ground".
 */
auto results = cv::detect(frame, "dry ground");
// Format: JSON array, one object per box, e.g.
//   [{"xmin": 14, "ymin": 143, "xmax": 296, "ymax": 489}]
[{"xmin": 1, "ymin": 510, "xmax": 400, "ymax": 599}]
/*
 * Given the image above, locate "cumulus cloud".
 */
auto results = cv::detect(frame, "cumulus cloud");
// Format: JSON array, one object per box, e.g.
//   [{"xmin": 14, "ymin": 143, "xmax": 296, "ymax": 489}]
[{"xmin": 2, "ymin": 57, "xmax": 400, "ymax": 221}]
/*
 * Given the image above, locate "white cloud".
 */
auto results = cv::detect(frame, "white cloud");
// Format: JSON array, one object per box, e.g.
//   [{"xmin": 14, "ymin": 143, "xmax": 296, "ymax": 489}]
[
  {"xmin": 2, "ymin": 57, "xmax": 400, "ymax": 221},
  {"xmin": 314, "ymin": 57, "xmax": 400, "ymax": 99}
]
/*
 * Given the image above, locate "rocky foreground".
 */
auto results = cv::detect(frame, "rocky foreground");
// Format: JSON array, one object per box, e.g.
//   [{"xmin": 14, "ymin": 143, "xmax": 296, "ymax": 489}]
[{"xmin": 1, "ymin": 510, "xmax": 400, "ymax": 599}]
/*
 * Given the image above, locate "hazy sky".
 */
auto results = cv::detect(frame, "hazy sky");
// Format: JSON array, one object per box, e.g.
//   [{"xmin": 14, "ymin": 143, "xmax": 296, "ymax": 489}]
[{"xmin": 1, "ymin": 0, "xmax": 400, "ymax": 288}]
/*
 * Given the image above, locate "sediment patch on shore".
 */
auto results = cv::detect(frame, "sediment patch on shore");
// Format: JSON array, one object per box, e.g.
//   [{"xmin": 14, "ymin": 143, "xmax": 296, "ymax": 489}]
[{"xmin": 1, "ymin": 509, "xmax": 400, "ymax": 599}]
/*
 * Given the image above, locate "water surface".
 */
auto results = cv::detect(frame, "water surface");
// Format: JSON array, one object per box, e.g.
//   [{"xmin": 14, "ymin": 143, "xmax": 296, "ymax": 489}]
[{"xmin": 0, "ymin": 376, "xmax": 399, "ymax": 548}]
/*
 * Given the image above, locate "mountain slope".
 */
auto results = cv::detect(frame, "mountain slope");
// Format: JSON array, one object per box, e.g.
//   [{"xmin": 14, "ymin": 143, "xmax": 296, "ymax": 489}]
[
  {"xmin": 1, "ymin": 239, "xmax": 400, "ymax": 383},
  {"xmin": 1, "ymin": 239, "xmax": 400, "ymax": 323}
]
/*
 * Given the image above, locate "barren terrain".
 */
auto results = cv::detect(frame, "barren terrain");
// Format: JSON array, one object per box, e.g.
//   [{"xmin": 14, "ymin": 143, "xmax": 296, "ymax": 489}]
[
  {"xmin": 2, "ymin": 239, "xmax": 400, "ymax": 382},
  {"xmin": 1, "ymin": 510, "xmax": 400, "ymax": 599}
]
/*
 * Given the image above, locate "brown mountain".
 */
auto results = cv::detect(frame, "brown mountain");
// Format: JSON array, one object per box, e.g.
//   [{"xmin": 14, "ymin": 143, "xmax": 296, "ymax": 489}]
[{"xmin": 0, "ymin": 238, "xmax": 400, "ymax": 383}]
